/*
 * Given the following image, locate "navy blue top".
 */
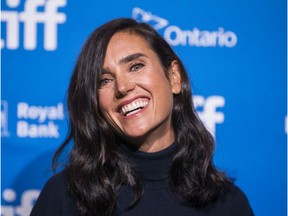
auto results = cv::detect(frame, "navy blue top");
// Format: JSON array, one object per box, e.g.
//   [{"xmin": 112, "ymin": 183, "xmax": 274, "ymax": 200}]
[{"xmin": 30, "ymin": 143, "xmax": 254, "ymax": 216}]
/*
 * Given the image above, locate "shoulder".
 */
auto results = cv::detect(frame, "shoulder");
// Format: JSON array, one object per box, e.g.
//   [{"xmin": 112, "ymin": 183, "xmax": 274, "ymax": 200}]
[
  {"xmin": 30, "ymin": 170, "xmax": 79, "ymax": 216},
  {"xmin": 43, "ymin": 170, "xmax": 68, "ymax": 191},
  {"xmin": 36, "ymin": 170, "xmax": 69, "ymax": 202},
  {"xmin": 208, "ymin": 183, "xmax": 254, "ymax": 216}
]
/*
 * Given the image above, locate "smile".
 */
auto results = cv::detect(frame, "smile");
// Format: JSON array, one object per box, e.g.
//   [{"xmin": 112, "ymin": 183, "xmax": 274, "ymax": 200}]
[{"xmin": 119, "ymin": 99, "xmax": 149, "ymax": 116}]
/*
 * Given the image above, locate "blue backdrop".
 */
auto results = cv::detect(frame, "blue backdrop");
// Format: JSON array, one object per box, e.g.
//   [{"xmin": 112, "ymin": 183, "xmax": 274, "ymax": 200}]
[{"xmin": 1, "ymin": 0, "xmax": 287, "ymax": 215}]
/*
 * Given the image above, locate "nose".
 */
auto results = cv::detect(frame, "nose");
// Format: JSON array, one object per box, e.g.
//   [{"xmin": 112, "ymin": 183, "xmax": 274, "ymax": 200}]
[{"xmin": 115, "ymin": 74, "xmax": 135, "ymax": 98}]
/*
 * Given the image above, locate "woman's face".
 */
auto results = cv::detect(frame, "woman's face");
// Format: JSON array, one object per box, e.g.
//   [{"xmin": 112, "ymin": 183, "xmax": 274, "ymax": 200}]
[{"xmin": 98, "ymin": 32, "xmax": 181, "ymax": 152}]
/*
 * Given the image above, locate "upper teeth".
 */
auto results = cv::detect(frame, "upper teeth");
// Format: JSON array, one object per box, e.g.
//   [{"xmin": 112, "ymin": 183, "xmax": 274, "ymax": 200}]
[{"xmin": 120, "ymin": 100, "xmax": 148, "ymax": 116}]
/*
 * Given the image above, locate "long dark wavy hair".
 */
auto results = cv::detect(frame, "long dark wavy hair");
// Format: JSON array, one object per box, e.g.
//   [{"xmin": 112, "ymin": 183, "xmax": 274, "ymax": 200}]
[{"xmin": 53, "ymin": 18, "xmax": 231, "ymax": 216}]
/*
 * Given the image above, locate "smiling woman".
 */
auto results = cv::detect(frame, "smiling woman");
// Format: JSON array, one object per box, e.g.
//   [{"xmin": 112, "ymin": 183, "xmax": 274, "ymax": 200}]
[{"xmin": 30, "ymin": 18, "xmax": 254, "ymax": 216}]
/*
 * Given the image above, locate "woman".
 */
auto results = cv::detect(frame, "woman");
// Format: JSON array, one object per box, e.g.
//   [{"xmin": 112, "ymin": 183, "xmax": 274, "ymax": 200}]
[{"xmin": 31, "ymin": 18, "xmax": 254, "ymax": 216}]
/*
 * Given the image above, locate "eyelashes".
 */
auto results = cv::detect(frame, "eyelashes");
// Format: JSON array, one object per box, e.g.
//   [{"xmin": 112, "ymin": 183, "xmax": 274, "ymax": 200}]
[
  {"xmin": 130, "ymin": 62, "xmax": 144, "ymax": 72},
  {"xmin": 99, "ymin": 77, "xmax": 113, "ymax": 87}
]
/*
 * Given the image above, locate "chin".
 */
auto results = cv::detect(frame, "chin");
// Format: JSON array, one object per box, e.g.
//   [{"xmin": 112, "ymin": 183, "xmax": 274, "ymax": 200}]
[{"xmin": 124, "ymin": 131, "xmax": 148, "ymax": 139}]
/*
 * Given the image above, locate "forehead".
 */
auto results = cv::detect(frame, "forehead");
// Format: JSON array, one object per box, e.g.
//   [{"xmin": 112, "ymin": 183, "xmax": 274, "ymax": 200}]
[
  {"xmin": 108, "ymin": 31, "xmax": 149, "ymax": 49},
  {"xmin": 104, "ymin": 32, "xmax": 155, "ymax": 62}
]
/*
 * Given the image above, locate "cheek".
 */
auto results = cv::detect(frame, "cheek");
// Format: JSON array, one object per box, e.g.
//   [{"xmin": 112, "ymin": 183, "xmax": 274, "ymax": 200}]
[
  {"xmin": 135, "ymin": 68, "xmax": 170, "ymax": 89},
  {"xmin": 98, "ymin": 92, "xmax": 111, "ymax": 114},
  {"xmin": 153, "ymin": 73, "xmax": 174, "ymax": 95}
]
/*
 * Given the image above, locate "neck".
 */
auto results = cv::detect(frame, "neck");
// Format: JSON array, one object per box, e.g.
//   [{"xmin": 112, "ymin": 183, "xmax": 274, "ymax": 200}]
[
  {"xmin": 123, "ymin": 122, "xmax": 175, "ymax": 153},
  {"xmin": 116, "ymin": 141, "xmax": 177, "ymax": 180}
]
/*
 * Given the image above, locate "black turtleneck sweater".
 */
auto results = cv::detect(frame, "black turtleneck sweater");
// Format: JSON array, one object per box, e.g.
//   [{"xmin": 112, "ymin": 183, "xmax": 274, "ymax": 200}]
[{"xmin": 31, "ymin": 143, "xmax": 254, "ymax": 216}]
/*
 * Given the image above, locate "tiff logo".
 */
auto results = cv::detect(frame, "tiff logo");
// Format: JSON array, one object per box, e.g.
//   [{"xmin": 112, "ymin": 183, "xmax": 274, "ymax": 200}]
[
  {"xmin": 193, "ymin": 96, "xmax": 225, "ymax": 137},
  {"xmin": 1, "ymin": 100, "xmax": 9, "ymax": 137},
  {"xmin": 1, "ymin": 0, "xmax": 67, "ymax": 51},
  {"xmin": 1, "ymin": 188, "xmax": 40, "ymax": 216}
]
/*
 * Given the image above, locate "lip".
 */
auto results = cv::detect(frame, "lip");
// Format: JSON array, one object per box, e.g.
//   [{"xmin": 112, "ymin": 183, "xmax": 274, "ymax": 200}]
[{"xmin": 116, "ymin": 96, "xmax": 150, "ymax": 113}]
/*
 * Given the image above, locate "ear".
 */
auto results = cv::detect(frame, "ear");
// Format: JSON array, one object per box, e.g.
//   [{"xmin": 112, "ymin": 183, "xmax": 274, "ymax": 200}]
[{"xmin": 169, "ymin": 60, "xmax": 182, "ymax": 94}]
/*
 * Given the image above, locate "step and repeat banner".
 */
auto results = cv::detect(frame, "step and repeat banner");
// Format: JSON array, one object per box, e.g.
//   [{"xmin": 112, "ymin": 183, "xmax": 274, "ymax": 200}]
[{"xmin": 1, "ymin": 0, "xmax": 286, "ymax": 215}]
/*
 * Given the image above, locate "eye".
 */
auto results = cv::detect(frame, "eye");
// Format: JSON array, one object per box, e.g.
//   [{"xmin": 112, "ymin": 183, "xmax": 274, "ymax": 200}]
[
  {"xmin": 130, "ymin": 63, "xmax": 144, "ymax": 72},
  {"xmin": 99, "ymin": 77, "xmax": 113, "ymax": 87}
]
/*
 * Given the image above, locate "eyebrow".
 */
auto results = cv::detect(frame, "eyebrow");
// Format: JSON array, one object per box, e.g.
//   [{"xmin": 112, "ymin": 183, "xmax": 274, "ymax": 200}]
[
  {"xmin": 118, "ymin": 53, "xmax": 147, "ymax": 64},
  {"xmin": 102, "ymin": 53, "xmax": 147, "ymax": 74}
]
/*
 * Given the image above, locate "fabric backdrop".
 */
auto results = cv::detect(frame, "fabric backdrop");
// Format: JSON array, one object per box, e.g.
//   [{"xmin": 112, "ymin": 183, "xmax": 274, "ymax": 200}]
[{"xmin": 1, "ymin": 0, "xmax": 286, "ymax": 215}]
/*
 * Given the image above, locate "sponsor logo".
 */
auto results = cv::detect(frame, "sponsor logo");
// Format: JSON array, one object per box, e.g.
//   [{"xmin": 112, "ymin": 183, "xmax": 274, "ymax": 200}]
[
  {"xmin": 1, "ymin": 188, "xmax": 40, "ymax": 216},
  {"xmin": 132, "ymin": 7, "xmax": 169, "ymax": 30},
  {"xmin": 17, "ymin": 102, "xmax": 64, "ymax": 138},
  {"xmin": 193, "ymin": 95, "xmax": 225, "ymax": 137},
  {"xmin": 132, "ymin": 7, "xmax": 237, "ymax": 48},
  {"xmin": 1, "ymin": 100, "xmax": 10, "ymax": 137},
  {"xmin": 1, "ymin": 0, "xmax": 67, "ymax": 51}
]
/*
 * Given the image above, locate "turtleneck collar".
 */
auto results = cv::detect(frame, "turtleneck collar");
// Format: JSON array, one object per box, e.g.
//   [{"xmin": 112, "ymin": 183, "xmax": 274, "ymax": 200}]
[{"xmin": 116, "ymin": 142, "xmax": 177, "ymax": 181}]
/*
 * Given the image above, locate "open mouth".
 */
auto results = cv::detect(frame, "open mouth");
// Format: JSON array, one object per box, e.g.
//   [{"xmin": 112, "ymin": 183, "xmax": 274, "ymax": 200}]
[{"xmin": 119, "ymin": 99, "xmax": 149, "ymax": 116}]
